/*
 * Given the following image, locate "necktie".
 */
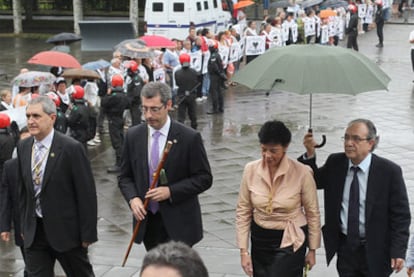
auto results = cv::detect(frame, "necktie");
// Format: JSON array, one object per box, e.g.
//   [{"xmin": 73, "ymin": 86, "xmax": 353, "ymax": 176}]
[
  {"xmin": 32, "ymin": 142, "xmax": 45, "ymax": 217},
  {"xmin": 149, "ymin": 131, "xmax": 161, "ymax": 214},
  {"xmin": 347, "ymin": 166, "xmax": 360, "ymax": 249}
]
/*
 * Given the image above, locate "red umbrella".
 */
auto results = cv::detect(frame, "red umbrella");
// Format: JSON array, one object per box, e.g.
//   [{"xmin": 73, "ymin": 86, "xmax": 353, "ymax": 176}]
[
  {"xmin": 139, "ymin": 35, "xmax": 176, "ymax": 48},
  {"xmin": 28, "ymin": 51, "xmax": 82, "ymax": 68},
  {"xmin": 234, "ymin": 0, "xmax": 255, "ymax": 9}
]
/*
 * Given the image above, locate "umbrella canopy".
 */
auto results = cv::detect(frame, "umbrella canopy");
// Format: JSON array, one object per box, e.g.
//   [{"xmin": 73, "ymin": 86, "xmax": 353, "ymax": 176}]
[
  {"xmin": 12, "ymin": 71, "xmax": 56, "ymax": 88},
  {"xmin": 61, "ymin": 68, "xmax": 100, "ymax": 80},
  {"xmin": 232, "ymin": 44, "xmax": 390, "ymax": 127},
  {"xmin": 114, "ymin": 39, "xmax": 154, "ymax": 59},
  {"xmin": 28, "ymin": 51, "xmax": 82, "ymax": 68},
  {"xmin": 139, "ymin": 35, "xmax": 176, "ymax": 48},
  {"xmin": 46, "ymin": 32, "xmax": 82, "ymax": 44},
  {"xmin": 83, "ymin": 59, "xmax": 111, "ymax": 71},
  {"xmin": 321, "ymin": 0, "xmax": 348, "ymax": 8},
  {"xmin": 234, "ymin": 0, "xmax": 255, "ymax": 9},
  {"xmin": 320, "ymin": 9, "xmax": 337, "ymax": 18},
  {"xmin": 269, "ymin": 0, "xmax": 292, "ymax": 9},
  {"xmin": 301, "ymin": 0, "xmax": 324, "ymax": 9}
]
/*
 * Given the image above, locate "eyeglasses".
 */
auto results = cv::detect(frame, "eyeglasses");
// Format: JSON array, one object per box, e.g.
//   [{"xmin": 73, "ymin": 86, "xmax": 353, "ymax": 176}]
[
  {"xmin": 341, "ymin": 135, "xmax": 372, "ymax": 143},
  {"xmin": 141, "ymin": 104, "xmax": 165, "ymax": 114}
]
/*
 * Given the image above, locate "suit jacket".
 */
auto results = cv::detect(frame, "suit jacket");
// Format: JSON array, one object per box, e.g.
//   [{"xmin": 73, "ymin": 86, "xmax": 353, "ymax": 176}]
[
  {"xmin": 18, "ymin": 131, "xmax": 98, "ymax": 252},
  {"xmin": 118, "ymin": 120, "xmax": 213, "ymax": 245},
  {"xmin": 0, "ymin": 158, "xmax": 23, "ymax": 246},
  {"xmin": 299, "ymin": 153, "xmax": 410, "ymax": 276}
]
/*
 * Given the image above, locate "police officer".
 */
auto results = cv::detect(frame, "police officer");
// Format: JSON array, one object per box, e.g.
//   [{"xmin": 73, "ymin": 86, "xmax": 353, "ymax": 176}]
[
  {"xmin": 207, "ymin": 40, "xmax": 227, "ymax": 114},
  {"xmin": 0, "ymin": 113, "xmax": 14, "ymax": 181},
  {"xmin": 174, "ymin": 53, "xmax": 201, "ymax": 129},
  {"xmin": 67, "ymin": 85, "xmax": 90, "ymax": 150},
  {"xmin": 125, "ymin": 60, "xmax": 144, "ymax": 126},
  {"xmin": 346, "ymin": 4, "xmax": 359, "ymax": 51},
  {"xmin": 101, "ymin": 74, "xmax": 130, "ymax": 173},
  {"xmin": 46, "ymin": 92, "xmax": 67, "ymax": 134},
  {"xmin": 375, "ymin": 0, "xmax": 385, "ymax": 48}
]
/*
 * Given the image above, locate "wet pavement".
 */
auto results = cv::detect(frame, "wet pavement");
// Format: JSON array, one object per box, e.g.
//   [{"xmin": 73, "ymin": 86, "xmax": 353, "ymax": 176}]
[{"xmin": 2, "ymin": 23, "xmax": 414, "ymax": 276}]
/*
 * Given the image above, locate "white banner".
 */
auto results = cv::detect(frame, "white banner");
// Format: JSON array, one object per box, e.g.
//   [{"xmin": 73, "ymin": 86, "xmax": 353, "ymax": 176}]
[
  {"xmin": 1, "ymin": 106, "xmax": 27, "ymax": 129},
  {"xmin": 219, "ymin": 45, "xmax": 229, "ymax": 68},
  {"xmin": 190, "ymin": 51, "xmax": 202, "ymax": 72},
  {"xmin": 245, "ymin": 36, "xmax": 266, "ymax": 56},
  {"xmin": 229, "ymin": 42, "xmax": 242, "ymax": 63},
  {"xmin": 153, "ymin": 68, "xmax": 166, "ymax": 83}
]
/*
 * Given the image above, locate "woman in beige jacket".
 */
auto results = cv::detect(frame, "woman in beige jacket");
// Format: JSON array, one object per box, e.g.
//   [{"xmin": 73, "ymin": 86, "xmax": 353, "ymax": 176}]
[{"xmin": 236, "ymin": 120, "xmax": 321, "ymax": 277}]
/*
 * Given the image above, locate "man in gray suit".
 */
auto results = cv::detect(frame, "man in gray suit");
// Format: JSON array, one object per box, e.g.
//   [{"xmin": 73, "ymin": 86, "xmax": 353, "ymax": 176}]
[{"xmin": 18, "ymin": 96, "xmax": 97, "ymax": 277}]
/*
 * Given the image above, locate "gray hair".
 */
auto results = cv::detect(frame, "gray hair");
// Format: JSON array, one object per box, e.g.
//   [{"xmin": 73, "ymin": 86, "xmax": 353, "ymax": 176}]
[
  {"xmin": 28, "ymin": 95, "xmax": 57, "ymax": 115},
  {"xmin": 141, "ymin": 82, "xmax": 172, "ymax": 105},
  {"xmin": 348, "ymin": 118, "xmax": 379, "ymax": 151},
  {"xmin": 140, "ymin": 241, "xmax": 208, "ymax": 277}
]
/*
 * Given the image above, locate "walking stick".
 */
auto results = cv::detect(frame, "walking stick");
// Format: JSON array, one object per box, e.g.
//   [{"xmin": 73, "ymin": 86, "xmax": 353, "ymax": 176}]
[{"xmin": 121, "ymin": 140, "xmax": 174, "ymax": 267}]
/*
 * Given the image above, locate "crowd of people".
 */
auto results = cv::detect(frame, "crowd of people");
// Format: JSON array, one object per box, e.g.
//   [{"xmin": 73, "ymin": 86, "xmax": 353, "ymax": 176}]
[{"xmin": 1, "ymin": 1, "xmax": 414, "ymax": 276}]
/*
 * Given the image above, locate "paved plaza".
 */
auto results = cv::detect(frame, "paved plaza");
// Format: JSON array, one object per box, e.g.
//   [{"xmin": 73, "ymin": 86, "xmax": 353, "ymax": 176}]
[{"xmin": 2, "ymin": 23, "xmax": 414, "ymax": 276}]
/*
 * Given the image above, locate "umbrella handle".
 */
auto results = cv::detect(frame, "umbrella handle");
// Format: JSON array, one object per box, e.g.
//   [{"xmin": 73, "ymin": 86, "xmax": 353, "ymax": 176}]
[{"xmin": 308, "ymin": 128, "xmax": 327, "ymax": 148}]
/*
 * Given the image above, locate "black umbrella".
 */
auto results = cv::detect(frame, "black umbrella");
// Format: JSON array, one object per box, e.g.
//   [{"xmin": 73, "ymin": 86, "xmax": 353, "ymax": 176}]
[
  {"xmin": 320, "ymin": 0, "xmax": 348, "ymax": 9},
  {"xmin": 301, "ymin": 0, "xmax": 324, "ymax": 9},
  {"xmin": 46, "ymin": 32, "xmax": 82, "ymax": 45},
  {"xmin": 269, "ymin": 0, "xmax": 292, "ymax": 9}
]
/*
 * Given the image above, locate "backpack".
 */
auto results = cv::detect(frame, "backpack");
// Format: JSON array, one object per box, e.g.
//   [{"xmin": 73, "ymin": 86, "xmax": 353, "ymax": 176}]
[{"xmin": 126, "ymin": 74, "xmax": 143, "ymax": 105}]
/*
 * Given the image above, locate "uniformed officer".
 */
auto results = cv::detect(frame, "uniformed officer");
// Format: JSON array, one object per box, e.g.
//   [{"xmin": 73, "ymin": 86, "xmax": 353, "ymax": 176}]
[
  {"xmin": 67, "ymin": 85, "xmax": 90, "ymax": 150},
  {"xmin": 125, "ymin": 60, "xmax": 144, "ymax": 126},
  {"xmin": 174, "ymin": 53, "xmax": 201, "ymax": 129},
  {"xmin": 207, "ymin": 40, "xmax": 227, "ymax": 114},
  {"xmin": 101, "ymin": 74, "xmax": 130, "ymax": 173}
]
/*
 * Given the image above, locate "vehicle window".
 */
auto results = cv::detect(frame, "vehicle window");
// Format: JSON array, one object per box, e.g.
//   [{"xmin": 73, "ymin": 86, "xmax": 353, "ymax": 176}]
[
  {"xmin": 213, "ymin": 0, "xmax": 218, "ymax": 8},
  {"xmin": 197, "ymin": 2, "xmax": 202, "ymax": 11},
  {"xmin": 173, "ymin": 2, "xmax": 185, "ymax": 12},
  {"xmin": 152, "ymin": 2, "xmax": 163, "ymax": 12},
  {"xmin": 204, "ymin": 0, "xmax": 209, "ymax": 10}
]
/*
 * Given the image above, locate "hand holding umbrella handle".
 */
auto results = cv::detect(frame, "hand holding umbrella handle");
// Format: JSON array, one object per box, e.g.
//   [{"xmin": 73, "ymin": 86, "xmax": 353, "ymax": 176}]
[{"xmin": 308, "ymin": 128, "xmax": 326, "ymax": 148}]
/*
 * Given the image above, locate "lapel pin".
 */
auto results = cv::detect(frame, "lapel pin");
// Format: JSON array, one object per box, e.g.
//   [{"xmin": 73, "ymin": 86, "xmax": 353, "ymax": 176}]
[
  {"xmin": 173, "ymin": 139, "xmax": 178, "ymax": 144},
  {"xmin": 50, "ymin": 153, "xmax": 55, "ymax": 158}
]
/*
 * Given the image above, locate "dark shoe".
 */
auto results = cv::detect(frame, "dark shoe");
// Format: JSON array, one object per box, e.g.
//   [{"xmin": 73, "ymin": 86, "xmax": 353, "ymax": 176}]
[
  {"xmin": 107, "ymin": 165, "xmax": 121, "ymax": 173},
  {"xmin": 376, "ymin": 43, "xmax": 383, "ymax": 48},
  {"xmin": 207, "ymin": 110, "xmax": 217, "ymax": 114}
]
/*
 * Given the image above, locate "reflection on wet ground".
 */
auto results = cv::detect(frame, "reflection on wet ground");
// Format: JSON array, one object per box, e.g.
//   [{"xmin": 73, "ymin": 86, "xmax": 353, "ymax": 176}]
[{"xmin": 2, "ymin": 24, "xmax": 414, "ymax": 276}]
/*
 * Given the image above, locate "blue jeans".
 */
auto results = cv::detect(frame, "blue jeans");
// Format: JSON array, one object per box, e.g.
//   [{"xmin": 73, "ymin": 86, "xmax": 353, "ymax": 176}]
[{"xmin": 202, "ymin": 73, "xmax": 210, "ymax": 97}]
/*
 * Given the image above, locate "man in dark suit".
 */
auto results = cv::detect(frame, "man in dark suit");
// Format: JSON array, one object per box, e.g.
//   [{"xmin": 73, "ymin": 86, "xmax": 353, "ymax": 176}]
[
  {"xmin": 119, "ymin": 82, "xmax": 212, "ymax": 251},
  {"xmin": 299, "ymin": 118, "xmax": 410, "ymax": 277},
  {"xmin": 18, "ymin": 96, "xmax": 97, "ymax": 277}
]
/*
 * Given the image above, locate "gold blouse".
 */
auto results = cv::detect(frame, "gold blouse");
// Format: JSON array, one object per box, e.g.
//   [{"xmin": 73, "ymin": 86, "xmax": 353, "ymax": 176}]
[{"xmin": 236, "ymin": 155, "xmax": 321, "ymax": 251}]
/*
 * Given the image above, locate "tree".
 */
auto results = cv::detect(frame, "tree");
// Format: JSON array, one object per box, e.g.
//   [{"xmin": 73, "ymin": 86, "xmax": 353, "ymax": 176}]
[
  {"xmin": 73, "ymin": 0, "xmax": 83, "ymax": 35},
  {"xmin": 129, "ymin": 0, "xmax": 138, "ymax": 36},
  {"xmin": 12, "ymin": 0, "xmax": 23, "ymax": 34}
]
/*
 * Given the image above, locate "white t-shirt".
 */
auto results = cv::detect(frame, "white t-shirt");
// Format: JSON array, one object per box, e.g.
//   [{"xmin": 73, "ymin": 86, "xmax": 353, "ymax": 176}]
[{"xmin": 410, "ymin": 30, "xmax": 414, "ymax": 49}]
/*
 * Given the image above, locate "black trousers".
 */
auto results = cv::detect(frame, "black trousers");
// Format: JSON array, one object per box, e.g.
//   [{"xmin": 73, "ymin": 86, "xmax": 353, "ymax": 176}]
[
  {"xmin": 177, "ymin": 94, "xmax": 197, "ymax": 129},
  {"xmin": 376, "ymin": 23, "xmax": 384, "ymax": 44},
  {"xmin": 411, "ymin": 49, "xmax": 414, "ymax": 72},
  {"xmin": 208, "ymin": 76, "xmax": 224, "ymax": 113},
  {"xmin": 143, "ymin": 212, "xmax": 170, "ymax": 251},
  {"xmin": 250, "ymin": 221, "xmax": 307, "ymax": 277},
  {"xmin": 347, "ymin": 34, "xmax": 359, "ymax": 51},
  {"xmin": 107, "ymin": 115, "xmax": 124, "ymax": 166},
  {"xmin": 25, "ymin": 218, "xmax": 94, "ymax": 277}
]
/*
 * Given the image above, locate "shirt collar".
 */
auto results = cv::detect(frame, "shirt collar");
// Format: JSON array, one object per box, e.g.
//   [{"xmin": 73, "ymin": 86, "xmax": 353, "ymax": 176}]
[
  {"xmin": 35, "ymin": 129, "xmax": 54, "ymax": 150},
  {"xmin": 348, "ymin": 153, "xmax": 372, "ymax": 173},
  {"xmin": 148, "ymin": 116, "xmax": 171, "ymax": 138}
]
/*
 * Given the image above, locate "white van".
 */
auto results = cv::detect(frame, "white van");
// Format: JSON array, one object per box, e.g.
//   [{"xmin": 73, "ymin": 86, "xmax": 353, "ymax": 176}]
[{"xmin": 144, "ymin": 0, "xmax": 233, "ymax": 40}]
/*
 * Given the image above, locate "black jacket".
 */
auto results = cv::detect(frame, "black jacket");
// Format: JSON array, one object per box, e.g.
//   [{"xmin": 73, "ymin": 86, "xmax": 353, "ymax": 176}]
[
  {"xmin": 101, "ymin": 87, "xmax": 130, "ymax": 117},
  {"xmin": 67, "ymin": 99, "xmax": 90, "ymax": 143}
]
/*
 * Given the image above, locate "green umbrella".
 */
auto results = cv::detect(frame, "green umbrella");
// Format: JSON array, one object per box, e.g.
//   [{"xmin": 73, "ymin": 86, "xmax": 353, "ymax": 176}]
[{"xmin": 233, "ymin": 44, "xmax": 391, "ymax": 146}]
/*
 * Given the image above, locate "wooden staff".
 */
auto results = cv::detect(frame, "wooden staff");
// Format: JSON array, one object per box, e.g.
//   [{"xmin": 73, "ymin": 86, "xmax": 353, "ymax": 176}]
[{"xmin": 121, "ymin": 140, "xmax": 173, "ymax": 267}]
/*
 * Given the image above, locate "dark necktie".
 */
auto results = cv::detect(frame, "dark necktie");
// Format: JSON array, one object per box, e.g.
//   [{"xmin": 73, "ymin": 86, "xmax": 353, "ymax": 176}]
[
  {"xmin": 148, "ymin": 131, "xmax": 161, "ymax": 214},
  {"xmin": 347, "ymin": 166, "xmax": 360, "ymax": 249}
]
